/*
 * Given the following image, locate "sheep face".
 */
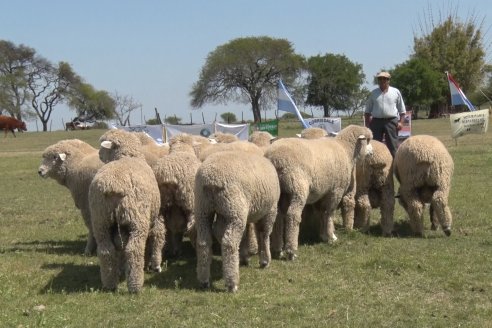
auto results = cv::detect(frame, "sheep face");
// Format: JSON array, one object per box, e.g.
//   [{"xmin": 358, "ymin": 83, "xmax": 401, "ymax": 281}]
[{"xmin": 38, "ymin": 149, "xmax": 70, "ymax": 185}]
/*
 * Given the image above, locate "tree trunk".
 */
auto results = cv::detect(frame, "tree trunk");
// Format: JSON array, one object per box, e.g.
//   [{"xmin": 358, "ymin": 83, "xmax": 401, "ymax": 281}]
[
  {"xmin": 323, "ymin": 105, "xmax": 331, "ymax": 117},
  {"xmin": 252, "ymin": 97, "xmax": 262, "ymax": 123}
]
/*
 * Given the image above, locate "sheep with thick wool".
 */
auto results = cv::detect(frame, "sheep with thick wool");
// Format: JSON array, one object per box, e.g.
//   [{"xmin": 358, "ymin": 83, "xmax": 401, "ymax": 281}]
[
  {"xmin": 38, "ymin": 139, "xmax": 103, "ymax": 255},
  {"xmin": 151, "ymin": 133, "xmax": 202, "ymax": 257},
  {"xmin": 134, "ymin": 131, "xmax": 169, "ymax": 167},
  {"xmin": 393, "ymin": 135, "xmax": 454, "ymax": 236},
  {"xmin": 89, "ymin": 129, "xmax": 164, "ymax": 293},
  {"xmin": 195, "ymin": 150, "xmax": 280, "ymax": 292},
  {"xmin": 198, "ymin": 140, "xmax": 264, "ymax": 162},
  {"xmin": 264, "ymin": 125, "xmax": 373, "ymax": 260},
  {"xmin": 299, "ymin": 127, "xmax": 328, "ymax": 139},
  {"xmin": 249, "ymin": 131, "xmax": 276, "ymax": 151},
  {"xmin": 354, "ymin": 139, "xmax": 395, "ymax": 236},
  {"xmin": 210, "ymin": 131, "xmax": 239, "ymax": 143}
]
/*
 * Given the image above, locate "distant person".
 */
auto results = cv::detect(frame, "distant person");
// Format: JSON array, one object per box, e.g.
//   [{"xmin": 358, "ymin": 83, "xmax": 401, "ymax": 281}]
[{"xmin": 364, "ymin": 71, "xmax": 406, "ymax": 157}]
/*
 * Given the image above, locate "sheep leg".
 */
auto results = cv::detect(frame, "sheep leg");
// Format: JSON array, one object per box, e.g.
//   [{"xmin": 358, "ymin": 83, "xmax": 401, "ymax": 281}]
[
  {"xmin": 429, "ymin": 203, "xmax": 438, "ymax": 231},
  {"xmin": 354, "ymin": 194, "xmax": 371, "ymax": 232},
  {"xmin": 146, "ymin": 214, "xmax": 166, "ymax": 272},
  {"xmin": 320, "ymin": 210, "xmax": 338, "ymax": 243},
  {"xmin": 221, "ymin": 219, "xmax": 246, "ymax": 293},
  {"xmin": 125, "ymin": 228, "xmax": 149, "ymax": 293},
  {"xmin": 95, "ymin": 232, "xmax": 119, "ymax": 292},
  {"xmin": 404, "ymin": 191, "xmax": 425, "ymax": 237},
  {"xmin": 257, "ymin": 206, "xmax": 276, "ymax": 268},
  {"xmin": 85, "ymin": 232, "xmax": 97, "ymax": 256},
  {"xmin": 271, "ymin": 194, "xmax": 289, "ymax": 259},
  {"xmin": 196, "ymin": 214, "xmax": 214, "ymax": 289},
  {"xmin": 380, "ymin": 187, "xmax": 395, "ymax": 237},
  {"xmin": 284, "ymin": 197, "xmax": 305, "ymax": 261},
  {"xmin": 431, "ymin": 190, "xmax": 452, "ymax": 236},
  {"xmin": 341, "ymin": 174, "xmax": 357, "ymax": 230},
  {"xmin": 239, "ymin": 230, "xmax": 251, "ymax": 266}
]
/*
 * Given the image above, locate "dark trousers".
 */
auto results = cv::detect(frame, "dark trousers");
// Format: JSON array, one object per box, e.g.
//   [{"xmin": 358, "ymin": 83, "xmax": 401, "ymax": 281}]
[{"xmin": 369, "ymin": 117, "xmax": 399, "ymax": 157}]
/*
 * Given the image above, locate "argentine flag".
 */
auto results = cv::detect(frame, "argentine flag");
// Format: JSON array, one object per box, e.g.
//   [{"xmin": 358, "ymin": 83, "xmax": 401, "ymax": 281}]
[
  {"xmin": 447, "ymin": 72, "xmax": 475, "ymax": 111},
  {"xmin": 277, "ymin": 79, "xmax": 309, "ymax": 128}
]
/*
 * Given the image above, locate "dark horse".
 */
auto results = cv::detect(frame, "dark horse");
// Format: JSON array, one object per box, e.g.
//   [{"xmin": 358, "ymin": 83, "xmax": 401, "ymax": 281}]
[{"xmin": 0, "ymin": 115, "xmax": 27, "ymax": 137}]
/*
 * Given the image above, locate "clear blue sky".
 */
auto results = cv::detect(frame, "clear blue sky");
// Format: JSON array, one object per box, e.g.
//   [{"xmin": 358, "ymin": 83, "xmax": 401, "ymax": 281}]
[{"xmin": 1, "ymin": 0, "xmax": 491, "ymax": 131}]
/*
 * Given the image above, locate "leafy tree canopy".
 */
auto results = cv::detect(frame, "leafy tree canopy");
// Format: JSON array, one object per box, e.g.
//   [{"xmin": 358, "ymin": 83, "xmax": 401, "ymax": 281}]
[
  {"xmin": 305, "ymin": 53, "xmax": 365, "ymax": 117},
  {"xmin": 190, "ymin": 36, "xmax": 305, "ymax": 123}
]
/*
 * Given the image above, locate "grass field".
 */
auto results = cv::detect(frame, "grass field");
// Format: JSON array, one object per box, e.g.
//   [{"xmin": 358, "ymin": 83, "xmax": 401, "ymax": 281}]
[{"xmin": 1, "ymin": 117, "xmax": 491, "ymax": 327}]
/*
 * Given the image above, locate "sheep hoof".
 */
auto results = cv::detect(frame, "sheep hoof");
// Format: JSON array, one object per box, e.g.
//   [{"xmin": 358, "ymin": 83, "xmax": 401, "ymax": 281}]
[
  {"xmin": 286, "ymin": 251, "xmax": 297, "ymax": 261},
  {"xmin": 200, "ymin": 281, "xmax": 210, "ymax": 290},
  {"xmin": 443, "ymin": 229, "xmax": 451, "ymax": 237},
  {"xmin": 271, "ymin": 250, "xmax": 283, "ymax": 259},
  {"xmin": 227, "ymin": 285, "xmax": 238, "ymax": 293},
  {"xmin": 430, "ymin": 224, "xmax": 438, "ymax": 231},
  {"xmin": 240, "ymin": 258, "xmax": 250, "ymax": 266},
  {"xmin": 260, "ymin": 260, "xmax": 269, "ymax": 269}
]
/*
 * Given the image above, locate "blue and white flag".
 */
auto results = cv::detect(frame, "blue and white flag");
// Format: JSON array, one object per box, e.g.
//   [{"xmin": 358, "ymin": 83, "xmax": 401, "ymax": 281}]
[
  {"xmin": 277, "ymin": 79, "xmax": 309, "ymax": 128},
  {"xmin": 447, "ymin": 72, "xmax": 475, "ymax": 111}
]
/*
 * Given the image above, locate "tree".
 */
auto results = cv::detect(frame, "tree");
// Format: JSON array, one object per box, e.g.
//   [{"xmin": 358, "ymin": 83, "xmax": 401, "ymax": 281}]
[
  {"xmin": 413, "ymin": 8, "xmax": 488, "ymax": 114},
  {"xmin": 346, "ymin": 87, "xmax": 370, "ymax": 118},
  {"xmin": 0, "ymin": 40, "xmax": 35, "ymax": 119},
  {"xmin": 111, "ymin": 91, "xmax": 140, "ymax": 126},
  {"xmin": 220, "ymin": 112, "xmax": 237, "ymax": 123},
  {"xmin": 26, "ymin": 59, "xmax": 79, "ymax": 131},
  {"xmin": 164, "ymin": 115, "xmax": 181, "ymax": 125},
  {"xmin": 390, "ymin": 58, "xmax": 442, "ymax": 118},
  {"xmin": 190, "ymin": 36, "xmax": 305, "ymax": 123},
  {"xmin": 305, "ymin": 53, "xmax": 365, "ymax": 117},
  {"xmin": 67, "ymin": 82, "xmax": 115, "ymax": 121}
]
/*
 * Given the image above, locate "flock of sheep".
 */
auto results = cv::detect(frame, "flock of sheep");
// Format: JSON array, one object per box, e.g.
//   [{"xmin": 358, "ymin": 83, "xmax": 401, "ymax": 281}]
[{"xmin": 37, "ymin": 125, "xmax": 454, "ymax": 293}]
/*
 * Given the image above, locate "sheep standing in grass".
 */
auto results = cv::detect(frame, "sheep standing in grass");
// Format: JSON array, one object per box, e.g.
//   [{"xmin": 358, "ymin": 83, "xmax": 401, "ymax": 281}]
[
  {"xmin": 38, "ymin": 139, "xmax": 103, "ymax": 255},
  {"xmin": 354, "ymin": 140, "xmax": 395, "ymax": 236},
  {"xmin": 299, "ymin": 127, "xmax": 328, "ymax": 139},
  {"xmin": 151, "ymin": 133, "xmax": 202, "ymax": 257},
  {"xmin": 195, "ymin": 151, "xmax": 280, "ymax": 292},
  {"xmin": 264, "ymin": 125, "xmax": 372, "ymax": 260},
  {"xmin": 198, "ymin": 140, "xmax": 264, "ymax": 162},
  {"xmin": 89, "ymin": 129, "xmax": 163, "ymax": 293},
  {"xmin": 134, "ymin": 132, "xmax": 169, "ymax": 167},
  {"xmin": 393, "ymin": 135, "xmax": 454, "ymax": 236}
]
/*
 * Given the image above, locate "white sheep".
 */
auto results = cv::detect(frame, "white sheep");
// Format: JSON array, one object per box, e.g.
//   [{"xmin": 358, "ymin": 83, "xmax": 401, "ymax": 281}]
[
  {"xmin": 249, "ymin": 130, "xmax": 276, "ymax": 150},
  {"xmin": 198, "ymin": 140, "xmax": 264, "ymax": 162},
  {"xmin": 89, "ymin": 129, "xmax": 164, "ymax": 293},
  {"xmin": 134, "ymin": 132, "xmax": 169, "ymax": 167},
  {"xmin": 299, "ymin": 127, "xmax": 328, "ymax": 139},
  {"xmin": 393, "ymin": 135, "xmax": 454, "ymax": 236},
  {"xmin": 151, "ymin": 133, "xmax": 202, "ymax": 257},
  {"xmin": 264, "ymin": 125, "xmax": 373, "ymax": 260},
  {"xmin": 38, "ymin": 139, "xmax": 103, "ymax": 255},
  {"xmin": 195, "ymin": 150, "xmax": 280, "ymax": 292},
  {"xmin": 210, "ymin": 131, "xmax": 239, "ymax": 143},
  {"xmin": 354, "ymin": 139, "xmax": 395, "ymax": 236}
]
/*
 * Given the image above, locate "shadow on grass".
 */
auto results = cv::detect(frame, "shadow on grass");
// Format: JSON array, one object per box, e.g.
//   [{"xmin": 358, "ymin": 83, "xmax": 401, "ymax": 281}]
[
  {"xmin": 146, "ymin": 241, "xmax": 225, "ymax": 292},
  {"xmin": 40, "ymin": 262, "xmax": 100, "ymax": 294},
  {"xmin": 2, "ymin": 238, "xmax": 87, "ymax": 256}
]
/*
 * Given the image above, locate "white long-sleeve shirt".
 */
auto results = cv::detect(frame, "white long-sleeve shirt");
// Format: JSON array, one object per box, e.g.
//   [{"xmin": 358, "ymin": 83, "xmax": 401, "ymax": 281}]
[{"xmin": 365, "ymin": 86, "xmax": 406, "ymax": 118}]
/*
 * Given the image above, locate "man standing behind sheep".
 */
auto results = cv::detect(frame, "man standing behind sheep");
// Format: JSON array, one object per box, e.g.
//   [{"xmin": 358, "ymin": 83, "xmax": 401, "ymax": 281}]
[{"xmin": 364, "ymin": 71, "xmax": 406, "ymax": 157}]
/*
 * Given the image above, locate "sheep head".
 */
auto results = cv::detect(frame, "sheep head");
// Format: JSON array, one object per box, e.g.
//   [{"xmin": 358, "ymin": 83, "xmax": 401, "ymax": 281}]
[{"xmin": 98, "ymin": 129, "xmax": 143, "ymax": 163}]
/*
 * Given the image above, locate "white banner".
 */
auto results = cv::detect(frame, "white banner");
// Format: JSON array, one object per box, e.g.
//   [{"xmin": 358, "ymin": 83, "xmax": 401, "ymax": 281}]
[
  {"xmin": 215, "ymin": 122, "xmax": 250, "ymax": 140},
  {"xmin": 112, "ymin": 124, "xmax": 165, "ymax": 145},
  {"xmin": 450, "ymin": 109, "xmax": 489, "ymax": 139},
  {"xmin": 165, "ymin": 124, "xmax": 215, "ymax": 141},
  {"xmin": 304, "ymin": 117, "xmax": 342, "ymax": 134}
]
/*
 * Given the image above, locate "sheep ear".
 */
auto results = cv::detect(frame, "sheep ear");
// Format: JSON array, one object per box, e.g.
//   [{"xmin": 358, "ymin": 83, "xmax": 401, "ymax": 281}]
[
  {"xmin": 296, "ymin": 134, "xmax": 301, "ymax": 138},
  {"xmin": 208, "ymin": 138, "xmax": 218, "ymax": 144},
  {"xmin": 101, "ymin": 140, "xmax": 113, "ymax": 149},
  {"xmin": 58, "ymin": 153, "xmax": 67, "ymax": 161},
  {"xmin": 270, "ymin": 137, "xmax": 278, "ymax": 144}
]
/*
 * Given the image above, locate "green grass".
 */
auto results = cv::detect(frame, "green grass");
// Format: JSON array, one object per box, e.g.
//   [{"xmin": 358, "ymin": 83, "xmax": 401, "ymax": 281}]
[{"xmin": 1, "ymin": 117, "xmax": 491, "ymax": 327}]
